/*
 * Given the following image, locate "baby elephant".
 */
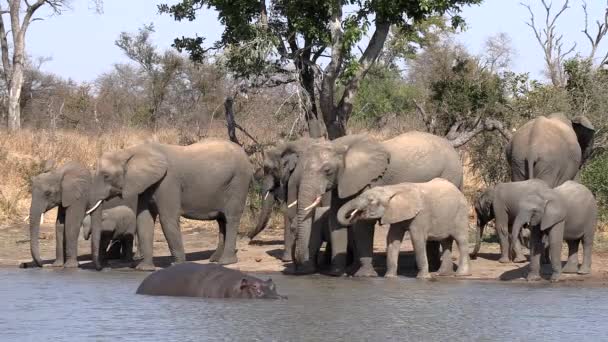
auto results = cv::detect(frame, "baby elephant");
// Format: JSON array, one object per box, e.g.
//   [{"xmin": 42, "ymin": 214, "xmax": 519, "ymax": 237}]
[
  {"xmin": 512, "ymin": 181, "xmax": 597, "ymax": 282},
  {"xmin": 337, "ymin": 178, "xmax": 471, "ymax": 279},
  {"xmin": 136, "ymin": 263, "xmax": 286, "ymax": 299},
  {"xmin": 82, "ymin": 205, "xmax": 136, "ymax": 263}
]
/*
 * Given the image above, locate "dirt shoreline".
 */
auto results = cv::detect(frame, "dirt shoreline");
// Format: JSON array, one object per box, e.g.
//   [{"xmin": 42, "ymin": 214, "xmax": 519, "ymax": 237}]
[{"xmin": 3, "ymin": 219, "xmax": 608, "ymax": 285}]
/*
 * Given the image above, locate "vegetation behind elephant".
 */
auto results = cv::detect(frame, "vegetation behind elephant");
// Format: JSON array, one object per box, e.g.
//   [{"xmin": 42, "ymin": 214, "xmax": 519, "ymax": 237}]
[
  {"xmin": 87, "ymin": 139, "xmax": 252, "ymax": 271},
  {"xmin": 248, "ymin": 137, "xmax": 327, "ymax": 262},
  {"xmin": 82, "ymin": 205, "xmax": 136, "ymax": 263},
  {"xmin": 294, "ymin": 131, "xmax": 464, "ymax": 276},
  {"xmin": 25, "ymin": 161, "xmax": 91, "ymax": 268},
  {"xmin": 337, "ymin": 179, "xmax": 471, "ymax": 279},
  {"xmin": 507, "ymin": 113, "xmax": 595, "ymax": 187},
  {"xmin": 483, "ymin": 179, "xmax": 552, "ymax": 264},
  {"xmin": 136, "ymin": 263, "xmax": 285, "ymax": 299},
  {"xmin": 511, "ymin": 181, "xmax": 597, "ymax": 281}
]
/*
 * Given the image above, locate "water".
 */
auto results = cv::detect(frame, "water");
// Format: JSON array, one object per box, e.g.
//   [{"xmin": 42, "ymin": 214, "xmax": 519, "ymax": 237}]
[{"xmin": 1, "ymin": 268, "xmax": 608, "ymax": 342}]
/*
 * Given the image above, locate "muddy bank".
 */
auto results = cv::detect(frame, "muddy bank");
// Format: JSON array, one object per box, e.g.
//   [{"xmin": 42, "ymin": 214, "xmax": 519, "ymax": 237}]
[{"xmin": 3, "ymin": 219, "xmax": 608, "ymax": 284}]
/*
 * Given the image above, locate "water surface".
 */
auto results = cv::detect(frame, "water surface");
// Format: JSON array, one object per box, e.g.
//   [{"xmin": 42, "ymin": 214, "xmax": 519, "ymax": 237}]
[{"xmin": 1, "ymin": 268, "xmax": 607, "ymax": 341}]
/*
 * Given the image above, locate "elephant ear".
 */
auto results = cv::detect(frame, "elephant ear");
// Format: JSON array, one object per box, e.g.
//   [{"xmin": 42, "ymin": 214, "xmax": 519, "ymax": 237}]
[
  {"xmin": 279, "ymin": 151, "xmax": 299, "ymax": 185},
  {"xmin": 381, "ymin": 187, "xmax": 422, "ymax": 225},
  {"xmin": 540, "ymin": 199, "xmax": 566, "ymax": 231},
  {"xmin": 122, "ymin": 146, "xmax": 168, "ymax": 199},
  {"xmin": 571, "ymin": 115, "xmax": 595, "ymax": 163},
  {"xmin": 61, "ymin": 168, "xmax": 91, "ymax": 208},
  {"xmin": 337, "ymin": 140, "xmax": 390, "ymax": 199}
]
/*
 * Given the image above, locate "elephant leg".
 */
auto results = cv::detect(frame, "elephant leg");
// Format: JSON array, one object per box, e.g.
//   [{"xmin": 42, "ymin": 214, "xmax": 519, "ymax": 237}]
[
  {"xmin": 496, "ymin": 224, "xmax": 511, "ymax": 264},
  {"xmin": 579, "ymin": 234, "xmax": 593, "ymax": 275},
  {"xmin": 562, "ymin": 239, "xmax": 580, "ymax": 273},
  {"xmin": 527, "ymin": 228, "xmax": 542, "ymax": 281},
  {"xmin": 454, "ymin": 233, "xmax": 471, "ymax": 276},
  {"xmin": 209, "ymin": 218, "xmax": 225, "ymax": 262},
  {"xmin": 282, "ymin": 211, "xmax": 294, "ymax": 262},
  {"xmin": 99, "ymin": 236, "xmax": 111, "ymax": 266},
  {"xmin": 353, "ymin": 221, "xmax": 378, "ymax": 277},
  {"xmin": 549, "ymin": 228, "xmax": 563, "ymax": 282},
  {"xmin": 64, "ymin": 204, "xmax": 85, "ymax": 268},
  {"xmin": 121, "ymin": 237, "xmax": 134, "ymax": 262},
  {"xmin": 158, "ymin": 213, "xmax": 185, "ymax": 264},
  {"xmin": 216, "ymin": 214, "xmax": 240, "ymax": 265},
  {"xmin": 437, "ymin": 238, "xmax": 454, "ymax": 276},
  {"xmin": 385, "ymin": 224, "xmax": 406, "ymax": 278},
  {"xmin": 326, "ymin": 225, "xmax": 349, "ymax": 276},
  {"xmin": 409, "ymin": 227, "xmax": 430, "ymax": 279},
  {"xmin": 51, "ymin": 208, "xmax": 66, "ymax": 267},
  {"xmin": 135, "ymin": 196, "xmax": 156, "ymax": 271}
]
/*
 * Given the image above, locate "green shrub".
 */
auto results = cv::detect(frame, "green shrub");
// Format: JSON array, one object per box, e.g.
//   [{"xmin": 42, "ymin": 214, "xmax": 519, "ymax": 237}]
[{"xmin": 580, "ymin": 152, "xmax": 608, "ymax": 222}]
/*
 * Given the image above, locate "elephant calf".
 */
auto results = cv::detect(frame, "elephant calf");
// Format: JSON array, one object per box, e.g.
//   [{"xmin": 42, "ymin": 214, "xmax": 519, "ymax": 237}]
[
  {"xmin": 136, "ymin": 263, "xmax": 285, "ymax": 299},
  {"xmin": 512, "ymin": 181, "xmax": 597, "ymax": 281},
  {"xmin": 337, "ymin": 178, "xmax": 471, "ymax": 279},
  {"xmin": 82, "ymin": 205, "xmax": 136, "ymax": 263}
]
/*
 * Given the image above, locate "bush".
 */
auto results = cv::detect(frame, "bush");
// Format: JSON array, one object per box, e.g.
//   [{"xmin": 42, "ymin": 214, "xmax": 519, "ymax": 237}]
[{"xmin": 580, "ymin": 152, "xmax": 608, "ymax": 222}]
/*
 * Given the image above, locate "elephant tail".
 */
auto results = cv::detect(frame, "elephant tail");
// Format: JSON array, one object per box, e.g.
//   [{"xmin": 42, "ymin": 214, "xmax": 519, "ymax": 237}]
[{"xmin": 526, "ymin": 154, "xmax": 536, "ymax": 180}]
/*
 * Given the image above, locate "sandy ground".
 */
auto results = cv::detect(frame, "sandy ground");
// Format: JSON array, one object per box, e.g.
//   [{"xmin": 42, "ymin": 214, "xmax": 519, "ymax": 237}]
[{"xmin": 3, "ymin": 218, "xmax": 608, "ymax": 285}]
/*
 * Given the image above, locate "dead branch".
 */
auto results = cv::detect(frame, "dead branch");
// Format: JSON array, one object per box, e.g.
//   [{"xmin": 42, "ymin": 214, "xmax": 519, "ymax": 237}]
[
  {"xmin": 413, "ymin": 100, "xmax": 437, "ymax": 134},
  {"xmin": 446, "ymin": 117, "xmax": 513, "ymax": 148}
]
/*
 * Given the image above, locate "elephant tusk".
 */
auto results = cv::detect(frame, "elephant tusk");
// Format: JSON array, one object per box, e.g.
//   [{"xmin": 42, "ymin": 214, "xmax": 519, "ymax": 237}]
[
  {"xmin": 264, "ymin": 191, "xmax": 270, "ymax": 201},
  {"xmin": 349, "ymin": 209, "xmax": 359, "ymax": 218},
  {"xmin": 86, "ymin": 200, "xmax": 103, "ymax": 215},
  {"xmin": 40, "ymin": 213, "xmax": 44, "ymax": 225},
  {"xmin": 287, "ymin": 200, "xmax": 298, "ymax": 208},
  {"xmin": 303, "ymin": 196, "xmax": 322, "ymax": 212},
  {"xmin": 23, "ymin": 215, "xmax": 29, "ymax": 223}
]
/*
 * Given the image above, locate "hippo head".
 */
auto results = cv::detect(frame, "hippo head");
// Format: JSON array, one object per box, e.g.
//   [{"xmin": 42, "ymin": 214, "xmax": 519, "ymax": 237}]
[{"xmin": 238, "ymin": 278, "xmax": 286, "ymax": 299}]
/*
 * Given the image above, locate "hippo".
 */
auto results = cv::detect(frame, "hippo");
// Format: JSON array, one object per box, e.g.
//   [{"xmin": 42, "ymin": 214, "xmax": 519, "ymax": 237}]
[{"xmin": 136, "ymin": 263, "xmax": 286, "ymax": 299}]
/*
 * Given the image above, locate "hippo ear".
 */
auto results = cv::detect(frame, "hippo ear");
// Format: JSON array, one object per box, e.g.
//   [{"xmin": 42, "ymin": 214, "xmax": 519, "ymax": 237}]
[{"xmin": 239, "ymin": 278, "xmax": 250, "ymax": 290}]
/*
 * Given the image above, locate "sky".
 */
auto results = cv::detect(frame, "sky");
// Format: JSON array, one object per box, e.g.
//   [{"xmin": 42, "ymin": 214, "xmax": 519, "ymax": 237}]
[{"xmin": 25, "ymin": 0, "xmax": 608, "ymax": 83}]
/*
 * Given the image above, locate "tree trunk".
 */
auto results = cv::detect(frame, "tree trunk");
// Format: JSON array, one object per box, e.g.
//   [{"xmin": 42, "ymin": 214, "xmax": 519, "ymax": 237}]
[
  {"xmin": 7, "ymin": 62, "xmax": 22, "ymax": 131},
  {"xmin": 224, "ymin": 96, "xmax": 239, "ymax": 145}
]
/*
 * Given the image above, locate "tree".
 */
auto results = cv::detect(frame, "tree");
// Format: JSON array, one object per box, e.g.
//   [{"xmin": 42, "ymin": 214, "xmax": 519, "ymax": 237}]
[
  {"xmin": 0, "ymin": 0, "xmax": 102, "ymax": 131},
  {"xmin": 160, "ymin": 0, "xmax": 483, "ymax": 139}
]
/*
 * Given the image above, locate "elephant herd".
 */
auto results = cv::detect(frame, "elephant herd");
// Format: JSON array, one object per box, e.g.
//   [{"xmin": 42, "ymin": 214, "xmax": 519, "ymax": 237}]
[{"xmin": 25, "ymin": 112, "xmax": 597, "ymax": 282}]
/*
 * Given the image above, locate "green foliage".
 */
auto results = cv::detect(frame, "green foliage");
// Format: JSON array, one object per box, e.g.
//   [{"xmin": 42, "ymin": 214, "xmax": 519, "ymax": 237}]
[{"xmin": 581, "ymin": 152, "xmax": 608, "ymax": 221}]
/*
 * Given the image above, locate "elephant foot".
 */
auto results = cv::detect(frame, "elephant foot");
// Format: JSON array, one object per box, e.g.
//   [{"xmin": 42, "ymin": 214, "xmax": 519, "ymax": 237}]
[
  {"xmin": 353, "ymin": 265, "xmax": 378, "ymax": 278},
  {"xmin": 498, "ymin": 257, "xmax": 511, "ymax": 264},
  {"xmin": 209, "ymin": 251, "xmax": 222, "ymax": 263},
  {"xmin": 50, "ymin": 260, "xmax": 64, "ymax": 268},
  {"xmin": 416, "ymin": 272, "xmax": 432, "ymax": 280},
  {"xmin": 384, "ymin": 270, "xmax": 398, "ymax": 278},
  {"xmin": 526, "ymin": 273, "xmax": 541, "ymax": 282},
  {"xmin": 577, "ymin": 266, "xmax": 591, "ymax": 275},
  {"xmin": 562, "ymin": 263, "xmax": 579, "ymax": 274},
  {"xmin": 63, "ymin": 260, "xmax": 79, "ymax": 268},
  {"xmin": 437, "ymin": 262, "xmax": 454, "ymax": 276},
  {"xmin": 135, "ymin": 261, "xmax": 156, "ymax": 272},
  {"xmin": 513, "ymin": 255, "xmax": 527, "ymax": 263},
  {"xmin": 550, "ymin": 273, "xmax": 561, "ymax": 283},
  {"xmin": 455, "ymin": 268, "xmax": 472, "ymax": 277},
  {"xmin": 217, "ymin": 255, "xmax": 238, "ymax": 265},
  {"xmin": 294, "ymin": 262, "xmax": 317, "ymax": 275},
  {"xmin": 281, "ymin": 251, "xmax": 293, "ymax": 262}
]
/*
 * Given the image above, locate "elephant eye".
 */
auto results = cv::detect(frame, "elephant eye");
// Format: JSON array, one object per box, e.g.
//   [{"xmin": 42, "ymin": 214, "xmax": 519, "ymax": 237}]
[
  {"xmin": 322, "ymin": 165, "xmax": 333, "ymax": 175},
  {"xmin": 44, "ymin": 190, "xmax": 52, "ymax": 196}
]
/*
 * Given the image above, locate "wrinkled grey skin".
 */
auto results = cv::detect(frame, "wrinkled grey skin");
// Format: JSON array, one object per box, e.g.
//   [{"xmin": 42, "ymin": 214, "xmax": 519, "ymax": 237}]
[
  {"xmin": 337, "ymin": 179, "xmax": 471, "ymax": 279},
  {"xmin": 294, "ymin": 131, "xmax": 463, "ymax": 277},
  {"xmin": 25, "ymin": 161, "xmax": 91, "ymax": 268},
  {"xmin": 82, "ymin": 205, "xmax": 136, "ymax": 264},
  {"xmin": 88, "ymin": 139, "xmax": 252, "ymax": 271},
  {"xmin": 489, "ymin": 179, "xmax": 552, "ymax": 264},
  {"xmin": 136, "ymin": 263, "xmax": 285, "ymax": 299},
  {"xmin": 248, "ymin": 137, "xmax": 326, "ymax": 262},
  {"xmin": 512, "ymin": 181, "xmax": 597, "ymax": 281},
  {"xmin": 507, "ymin": 113, "xmax": 595, "ymax": 187}
]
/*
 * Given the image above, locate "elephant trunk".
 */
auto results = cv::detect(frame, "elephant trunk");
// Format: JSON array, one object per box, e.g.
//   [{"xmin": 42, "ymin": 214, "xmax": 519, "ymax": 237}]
[
  {"xmin": 470, "ymin": 216, "xmax": 487, "ymax": 259},
  {"xmin": 337, "ymin": 199, "xmax": 360, "ymax": 226},
  {"xmin": 248, "ymin": 185, "xmax": 277, "ymax": 240},
  {"xmin": 28, "ymin": 198, "xmax": 45, "ymax": 267},
  {"xmin": 89, "ymin": 204, "xmax": 104, "ymax": 270},
  {"xmin": 511, "ymin": 214, "xmax": 528, "ymax": 252},
  {"xmin": 294, "ymin": 182, "xmax": 322, "ymax": 270}
]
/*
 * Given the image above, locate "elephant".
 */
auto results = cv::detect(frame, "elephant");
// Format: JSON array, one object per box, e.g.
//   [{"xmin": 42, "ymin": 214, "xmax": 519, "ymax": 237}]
[
  {"xmin": 293, "ymin": 131, "xmax": 464, "ymax": 276},
  {"xmin": 480, "ymin": 179, "xmax": 551, "ymax": 264},
  {"xmin": 26, "ymin": 160, "xmax": 91, "ymax": 268},
  {"xmin": 506, "ymin": 113, "xmax": 595, "ymax": 187},
  {"xmin": 337, "ymin": 179, "xmax": 471, "ymax": 279},
  {"xmin": 470, "ymin": 187, "xmax": 495, "ymax": 259},
  {"xmin": 82, "ymin": 205, "xmax": 136, "ymax": 263},
  {"xmin": 136, "ymin": 263, "xmax": 285, "ymax": 299},
  {"xmin": 512, "ymin": 181, "xmax": 597, "ymax": 280},
  {"xmin": 247, "ymin": 137, "xmax": 325, "ymax": 262},
  {"xmin": 87, "ymin": 139, "xmax": 253, "ymax": 271}
]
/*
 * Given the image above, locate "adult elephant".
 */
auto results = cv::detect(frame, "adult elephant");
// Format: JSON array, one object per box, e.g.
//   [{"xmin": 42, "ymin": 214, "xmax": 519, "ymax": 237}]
[
  {"xmin": 506, "ymin": 113, "xmax": 594, "ymax": 187},
  {"xmin": 294, "ymin": 132, "xmax": 464, "ymax": 276},
  {"xmin": 27, "ymin": 161, "xmax": 91, "ymax": 268},
  {"xmin": 87, "ymin": 139, "xmax": 253, "ymax": 271}
]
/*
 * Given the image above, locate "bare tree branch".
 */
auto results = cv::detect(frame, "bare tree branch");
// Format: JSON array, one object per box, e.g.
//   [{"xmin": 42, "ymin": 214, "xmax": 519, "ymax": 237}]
[{"xmin": 447, "ymin": 117, "xmax": 513, "ymax": 148}]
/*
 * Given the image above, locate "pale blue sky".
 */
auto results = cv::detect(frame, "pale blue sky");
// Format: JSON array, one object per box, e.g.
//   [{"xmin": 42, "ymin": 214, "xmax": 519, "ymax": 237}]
[{"xmin": 25, "ymin": 0, "xmax": 608, "ymax": 83}]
